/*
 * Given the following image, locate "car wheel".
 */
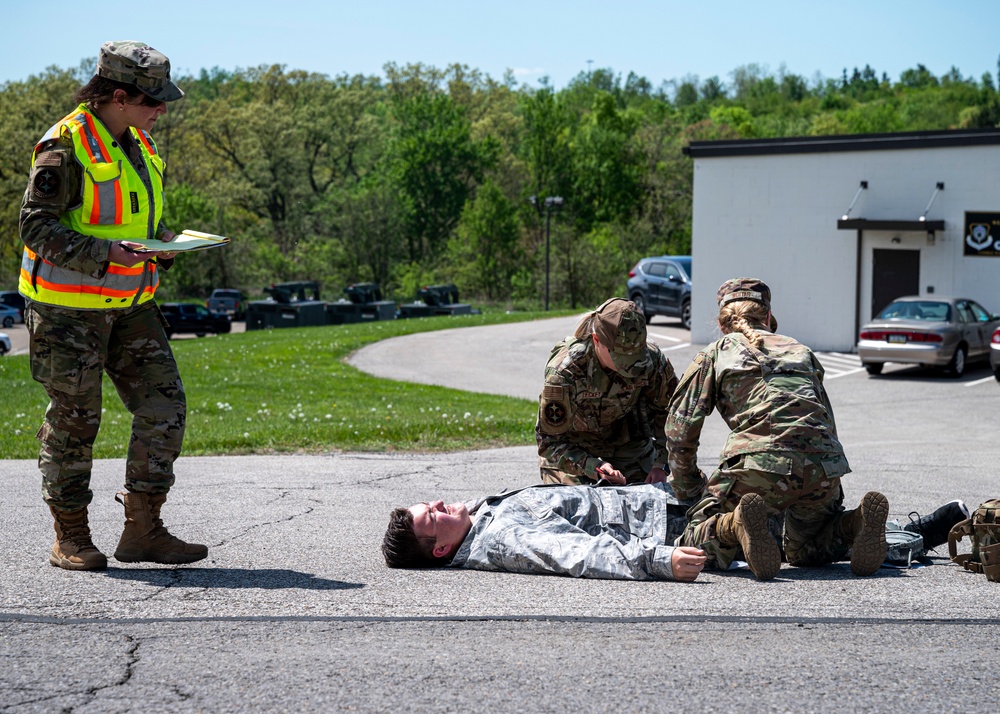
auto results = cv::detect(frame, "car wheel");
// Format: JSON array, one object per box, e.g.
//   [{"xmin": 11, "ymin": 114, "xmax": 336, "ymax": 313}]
[
  {"xmin": 948, "ymin": 345, "xmax": 967, "ymax": 378},
  {"xmin": 994, "ymin": 367, "xmax": 1000, "ymax": 383},
  {"xmin": 196, "ymin": 332, "xmax": 206, "ymax": 338},
  {"xmin": 1, "ymin": 317, "xmax": 11, "ymax": 328},
  {"xmin": 680, "ymin": 299, "xmax": 691, "ymax": 330},
  {"xmin": 631, "ymin": 294, "xmax": 652, "ymax": 324},
  {"xmin": 863, "ymin": 363, "xmax": 883, "ymax": 375},
  {"xmin": 0, "ymin": 345, "xmax": 8, "ymax": 356}
]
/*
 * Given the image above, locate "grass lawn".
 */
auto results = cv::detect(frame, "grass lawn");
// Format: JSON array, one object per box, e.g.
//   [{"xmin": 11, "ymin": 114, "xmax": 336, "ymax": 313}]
[{"xmin": 0, "ymin": 310, "xmax": 571, "ymax": 459}]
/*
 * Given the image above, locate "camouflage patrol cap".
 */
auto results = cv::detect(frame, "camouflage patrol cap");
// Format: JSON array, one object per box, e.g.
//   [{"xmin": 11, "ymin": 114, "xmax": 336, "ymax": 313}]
[
  {"xmin": 97, "ymin": 41, "xmax": 184, "ymax": 102},
  {"xmin": 592, "ymin": 298, "xmax": 651, "ymax": 378},
  {"xmin": 717, "ymin": 277, "xmax": 771, "ymax": 310}
]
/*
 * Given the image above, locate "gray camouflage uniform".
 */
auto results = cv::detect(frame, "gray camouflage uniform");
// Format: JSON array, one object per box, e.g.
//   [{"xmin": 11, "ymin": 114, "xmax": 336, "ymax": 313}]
[
  {"xmin": 449, "ymin": 483, "xmax": 690, "ymax": 580},
  {"xmin": 666, "ymin": 328, "xmax": 852, "ymax": 569},
  {"xmin": 536, "ymin": 337, "xmax": 677, "ymax": 485},
  {"xmin": 20, "ymin": 123, "xmax": 183, "ymax": 513}
]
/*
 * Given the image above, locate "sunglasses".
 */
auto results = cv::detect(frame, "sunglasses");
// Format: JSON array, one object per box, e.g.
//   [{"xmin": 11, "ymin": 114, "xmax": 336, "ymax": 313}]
[{"xmin": 139, "ymin": 94, "xmax": 166, "ymax": 108}]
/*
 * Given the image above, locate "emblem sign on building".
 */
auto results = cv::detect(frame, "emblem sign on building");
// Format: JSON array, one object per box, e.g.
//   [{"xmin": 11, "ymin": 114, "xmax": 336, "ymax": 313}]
[{"xmin": 964, "ymin": 211, "xmax": 1000, "ymax": 257}]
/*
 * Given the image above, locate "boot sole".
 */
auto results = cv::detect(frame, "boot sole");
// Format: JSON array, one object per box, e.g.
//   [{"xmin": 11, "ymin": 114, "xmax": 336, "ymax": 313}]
[
  {"xmin": 738, "ymin": 494, "xmax": 781, "ymax": 581},
  {"xmin": 114, "ymin": 548, "xmax": 208, "ymax": 565},
  {"xmin": 49, "ymin": 553, "xmax": 107, "ymax": 571},
  {"xmin": 851, "ymin": 492, "xmax": 889, "ymax": 576}
]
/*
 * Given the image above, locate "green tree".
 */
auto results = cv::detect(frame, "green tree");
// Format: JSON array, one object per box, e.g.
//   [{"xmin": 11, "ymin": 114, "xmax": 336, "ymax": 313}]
[
  {"xmin": 448, "ymin": 180, "xmax": 522, "ymax": 301},
  {"xmin": 390, "ymin": 91, "xmax": 498, "ymax": 264}
]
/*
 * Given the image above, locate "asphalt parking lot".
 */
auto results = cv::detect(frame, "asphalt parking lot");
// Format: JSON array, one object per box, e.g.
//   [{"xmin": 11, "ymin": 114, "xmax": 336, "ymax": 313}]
[{"xmin": 2, "ymin": 314, "xmax": 998, "ymax": 712}]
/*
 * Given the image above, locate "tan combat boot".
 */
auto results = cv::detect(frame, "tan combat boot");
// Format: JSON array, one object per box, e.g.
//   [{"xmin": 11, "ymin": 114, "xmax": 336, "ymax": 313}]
[
  {"xmin": 113, "ymin": 491, "xmax": 208, "ymax": 565},
  {"xmin": 49, "ymin": 506, "xmax": 107, "ymax": 571},
  {"xmin": 716, "ymin": 493, "xmax": 781, "ymax": 581},
  {"xmin": 837, "ymin": 491, "xmax": 889, "ymax": 576}
]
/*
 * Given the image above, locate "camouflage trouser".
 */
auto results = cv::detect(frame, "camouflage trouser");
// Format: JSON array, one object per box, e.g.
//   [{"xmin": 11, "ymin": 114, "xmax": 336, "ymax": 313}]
[
  {"xmin": 540, "ymin": 438, "xmax": 655, "ymax": 485},
  {"xmin": 26, "ymin": 301, "xmax": 185, "ymax": 512},
  {"xmin": 678, "ymin": 451, "xmax": 851, "ymax": 570}
]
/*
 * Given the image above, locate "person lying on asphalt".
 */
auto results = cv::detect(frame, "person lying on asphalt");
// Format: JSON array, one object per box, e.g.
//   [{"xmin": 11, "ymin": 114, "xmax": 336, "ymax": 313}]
[{"xmin": 381, "ymin": 482, "xmax": 706, "ymax": 582}]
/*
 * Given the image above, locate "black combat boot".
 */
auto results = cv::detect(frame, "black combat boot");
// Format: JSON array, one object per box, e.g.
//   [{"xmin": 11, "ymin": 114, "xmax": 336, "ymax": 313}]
[{"xmin": 903, "ymin": 500, "xmax": 970, "ymax": 550}]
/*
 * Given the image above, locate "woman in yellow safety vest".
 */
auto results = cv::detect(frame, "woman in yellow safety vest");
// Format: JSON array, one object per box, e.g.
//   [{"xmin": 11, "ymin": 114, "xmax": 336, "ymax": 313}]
[{"xmin": 19, "ymin": 41, "xmax": 207, "ymax": 572}]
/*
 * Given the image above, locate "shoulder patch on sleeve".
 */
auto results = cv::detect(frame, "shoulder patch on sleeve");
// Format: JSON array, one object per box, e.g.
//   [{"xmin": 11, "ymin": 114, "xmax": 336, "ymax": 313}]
[
  {"xmin": 26, "ymin": 148, "xmax": 73, "ymax": 208},
  {"xmin": 539, "ymin": 384, "xmax": 571, "ymax": 433},
  {"xmin": 677, "ymin": 352, "xmax": 706, "ymax": 383}
]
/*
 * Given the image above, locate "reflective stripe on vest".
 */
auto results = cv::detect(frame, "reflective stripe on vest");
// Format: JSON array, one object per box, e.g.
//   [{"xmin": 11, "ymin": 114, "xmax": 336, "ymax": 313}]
[{"xmin": 19, "ymin": 105, "xmax": 164, "ymax": 309}]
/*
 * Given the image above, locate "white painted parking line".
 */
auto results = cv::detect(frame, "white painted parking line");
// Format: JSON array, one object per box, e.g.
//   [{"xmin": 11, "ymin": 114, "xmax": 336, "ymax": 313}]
[
  {"xmin": 647, "ymin": 332, "xmax": 682, "ymax": 343},
  {"xmin": 660, "ymin": 342, "xmax": 692, "ymax": 352},
  {"xmin": 965, "ymin": 375, "xmax": 996, "ymax": 387},
  {"xmin": 816, "ymin": 352, "xmax": 862, "ymax": 366},
  {"xmin": 826, "ymin": 367, "xmax": 867, "ymax": 380}
]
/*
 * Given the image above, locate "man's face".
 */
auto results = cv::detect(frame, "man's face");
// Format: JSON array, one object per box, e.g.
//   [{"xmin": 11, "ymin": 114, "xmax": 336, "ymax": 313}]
[{"xmin": 408, "ymin": 500, "xmax": 472, "ymax": 557}]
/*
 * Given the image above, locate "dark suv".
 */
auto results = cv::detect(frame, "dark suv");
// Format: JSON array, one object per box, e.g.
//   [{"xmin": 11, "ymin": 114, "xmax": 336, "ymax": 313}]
[
  {"xmin": 626, "ymin": 255, "xmax": 692, "ymax": 328},
  {"xmin": 160, "ymin": 302, "xmax": 232, "ymax": 338}
]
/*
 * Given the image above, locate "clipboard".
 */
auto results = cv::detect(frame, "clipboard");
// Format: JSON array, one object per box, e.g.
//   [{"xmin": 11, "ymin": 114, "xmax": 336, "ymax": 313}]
[{"xmin": 124, "ymin": 230, "xmax": 230, "ymax": 253}]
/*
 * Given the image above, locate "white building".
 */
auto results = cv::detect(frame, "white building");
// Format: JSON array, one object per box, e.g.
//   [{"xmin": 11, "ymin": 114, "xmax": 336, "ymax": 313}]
[{"xmin": 684, "ymin": 130, "xmax": 1000, "ymax": 351}]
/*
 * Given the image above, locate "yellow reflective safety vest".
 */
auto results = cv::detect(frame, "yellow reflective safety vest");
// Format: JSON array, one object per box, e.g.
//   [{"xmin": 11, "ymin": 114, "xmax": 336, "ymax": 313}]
[{"xmin": 19, "ymin": 104, "xmax": 165, "ymax": 309}]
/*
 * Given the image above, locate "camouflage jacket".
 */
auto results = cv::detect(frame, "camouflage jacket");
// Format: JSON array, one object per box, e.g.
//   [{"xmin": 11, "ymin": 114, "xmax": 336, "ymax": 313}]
[
  {"xmin": 666, "ymin": 329, "xmax": 848, "ymax": 500},
  {"xmin": 536, "ymin": 337, "xmax": 677, "ymax": 480},
  {"xmin": 449, "ymin": 483, "xmax": 688, "ymax": 580}
]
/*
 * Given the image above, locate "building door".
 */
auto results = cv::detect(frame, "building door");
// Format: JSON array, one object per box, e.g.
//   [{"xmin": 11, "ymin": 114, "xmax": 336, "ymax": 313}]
[{"xmin": 871, "ymin": 249, "xmax": 920, "ymax": 318}]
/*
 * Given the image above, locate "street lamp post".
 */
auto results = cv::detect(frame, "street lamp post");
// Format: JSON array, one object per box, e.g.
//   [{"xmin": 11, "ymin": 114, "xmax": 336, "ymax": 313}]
[{"xmin": 529, "ymin": 195, "xmax": 564, "ymax": 311}]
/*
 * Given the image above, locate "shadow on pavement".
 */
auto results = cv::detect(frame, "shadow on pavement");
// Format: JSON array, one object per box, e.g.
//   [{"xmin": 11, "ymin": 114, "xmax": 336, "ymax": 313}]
[{"xmin": 103, "ymin": 567, "xmax": 364, "ymax": 590}]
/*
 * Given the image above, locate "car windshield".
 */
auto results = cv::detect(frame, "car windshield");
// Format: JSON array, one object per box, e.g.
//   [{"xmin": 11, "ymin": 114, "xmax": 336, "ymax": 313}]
[
  {"xmin": 878, "ymin": 301, "xmax": 950, "ymax": 321},
  {"xmin": 674, "ymin": 257, "xmax": 691, "ymax": 278}
]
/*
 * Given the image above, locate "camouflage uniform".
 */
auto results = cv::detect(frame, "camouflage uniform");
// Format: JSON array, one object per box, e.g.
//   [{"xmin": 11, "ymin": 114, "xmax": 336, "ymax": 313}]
[
  {"xmin": 449, "ymin": 483, "xmax": 690, "ymax": 580},
  {"xmin": 19, "ymin": 43, "xmax": 184, "ymax": 513},
  {"xmin": 537, "ymin": 336, "xmax": 677, "ymax": 484},
  {"xmin": 666, "ymin": 328, "xmax": 852, "ymax": 570}
]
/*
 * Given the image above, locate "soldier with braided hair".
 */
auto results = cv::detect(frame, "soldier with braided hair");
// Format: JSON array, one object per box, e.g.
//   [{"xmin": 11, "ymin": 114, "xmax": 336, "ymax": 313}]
[{"xmin": 665, "ymin": 278, "xmax": 888, "ymax": 581}]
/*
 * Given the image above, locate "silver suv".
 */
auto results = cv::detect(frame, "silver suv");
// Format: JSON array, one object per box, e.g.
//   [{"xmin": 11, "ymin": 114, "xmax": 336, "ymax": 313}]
[{"xmin": 626, "ymin": 255, "xmax": 692, "ymax": 329}]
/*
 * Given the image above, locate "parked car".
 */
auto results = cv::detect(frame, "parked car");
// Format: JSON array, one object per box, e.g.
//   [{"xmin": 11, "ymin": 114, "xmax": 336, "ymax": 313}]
[
  {"xmin": 857, "ymin": 296, "xmax": 1000, "ymax": 377},
  {"xmin": 0, "ymin": 290, "xmax": 25, "ymax": 313},
  {"xmin": 990, "ymin": 327, "xmax": 1000, "ymax": 382},
  {"xmin": 0, "ymin": 303, "xmax": 23, "ymax": 328},
  {"xmin": 160, "ymin": 302, "xmax": 232, "ymax": 338},
  {"xmin": 206, "ymin": 288, "xmax": 248, "ymax": 320},
  {"xmin": 626, "ymin": 255, "xmax": 692, "ymax": 328},
  {"xmin": 0, "ymin": 331, "xmax": 10, "ymax": 356}
]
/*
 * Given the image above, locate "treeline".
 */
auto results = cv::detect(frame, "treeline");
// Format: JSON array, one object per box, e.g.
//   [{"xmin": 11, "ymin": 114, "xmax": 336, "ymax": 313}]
[{"xmin": 2, "ymin": 59, "xmax": 998, "ymax": 309}]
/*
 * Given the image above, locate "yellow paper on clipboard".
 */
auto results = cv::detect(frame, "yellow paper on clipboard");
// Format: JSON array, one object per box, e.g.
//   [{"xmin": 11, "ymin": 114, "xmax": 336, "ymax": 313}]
[{"xmin": 127, "ymin": 230, "xmax": 230, "ymax": 253}]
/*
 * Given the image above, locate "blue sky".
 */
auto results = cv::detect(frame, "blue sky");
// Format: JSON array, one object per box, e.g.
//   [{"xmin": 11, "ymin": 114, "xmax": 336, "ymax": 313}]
[{"xmin": 3, "ymin": 0, "xmax": 999, "ymax": 91}]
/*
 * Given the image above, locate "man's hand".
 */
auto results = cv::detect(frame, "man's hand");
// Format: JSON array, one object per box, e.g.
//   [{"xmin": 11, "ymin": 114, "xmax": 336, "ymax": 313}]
[
  {"xmin": 595, "ymin": 461, "xmax": 625, "ymax": 485},
  {"xmin": 108, "ymin": 241, "xmax": 151, "ymax": 267},
  {"xmin": 671, "ymin": 546, "xmax": 706, "ymax": 582},
  {"xmin": 157, "ymin": 230, "xmax": 178, "ymax": 260},
  {"xmin": 645, "ymin": 465, "xmax": 669, "ymax": 484}
]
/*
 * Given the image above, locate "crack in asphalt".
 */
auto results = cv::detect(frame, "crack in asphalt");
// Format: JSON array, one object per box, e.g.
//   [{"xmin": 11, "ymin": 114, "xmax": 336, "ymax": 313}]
[{"xmin": 0, "ymin": 635, "xmax": 139, "ymax": 712}]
